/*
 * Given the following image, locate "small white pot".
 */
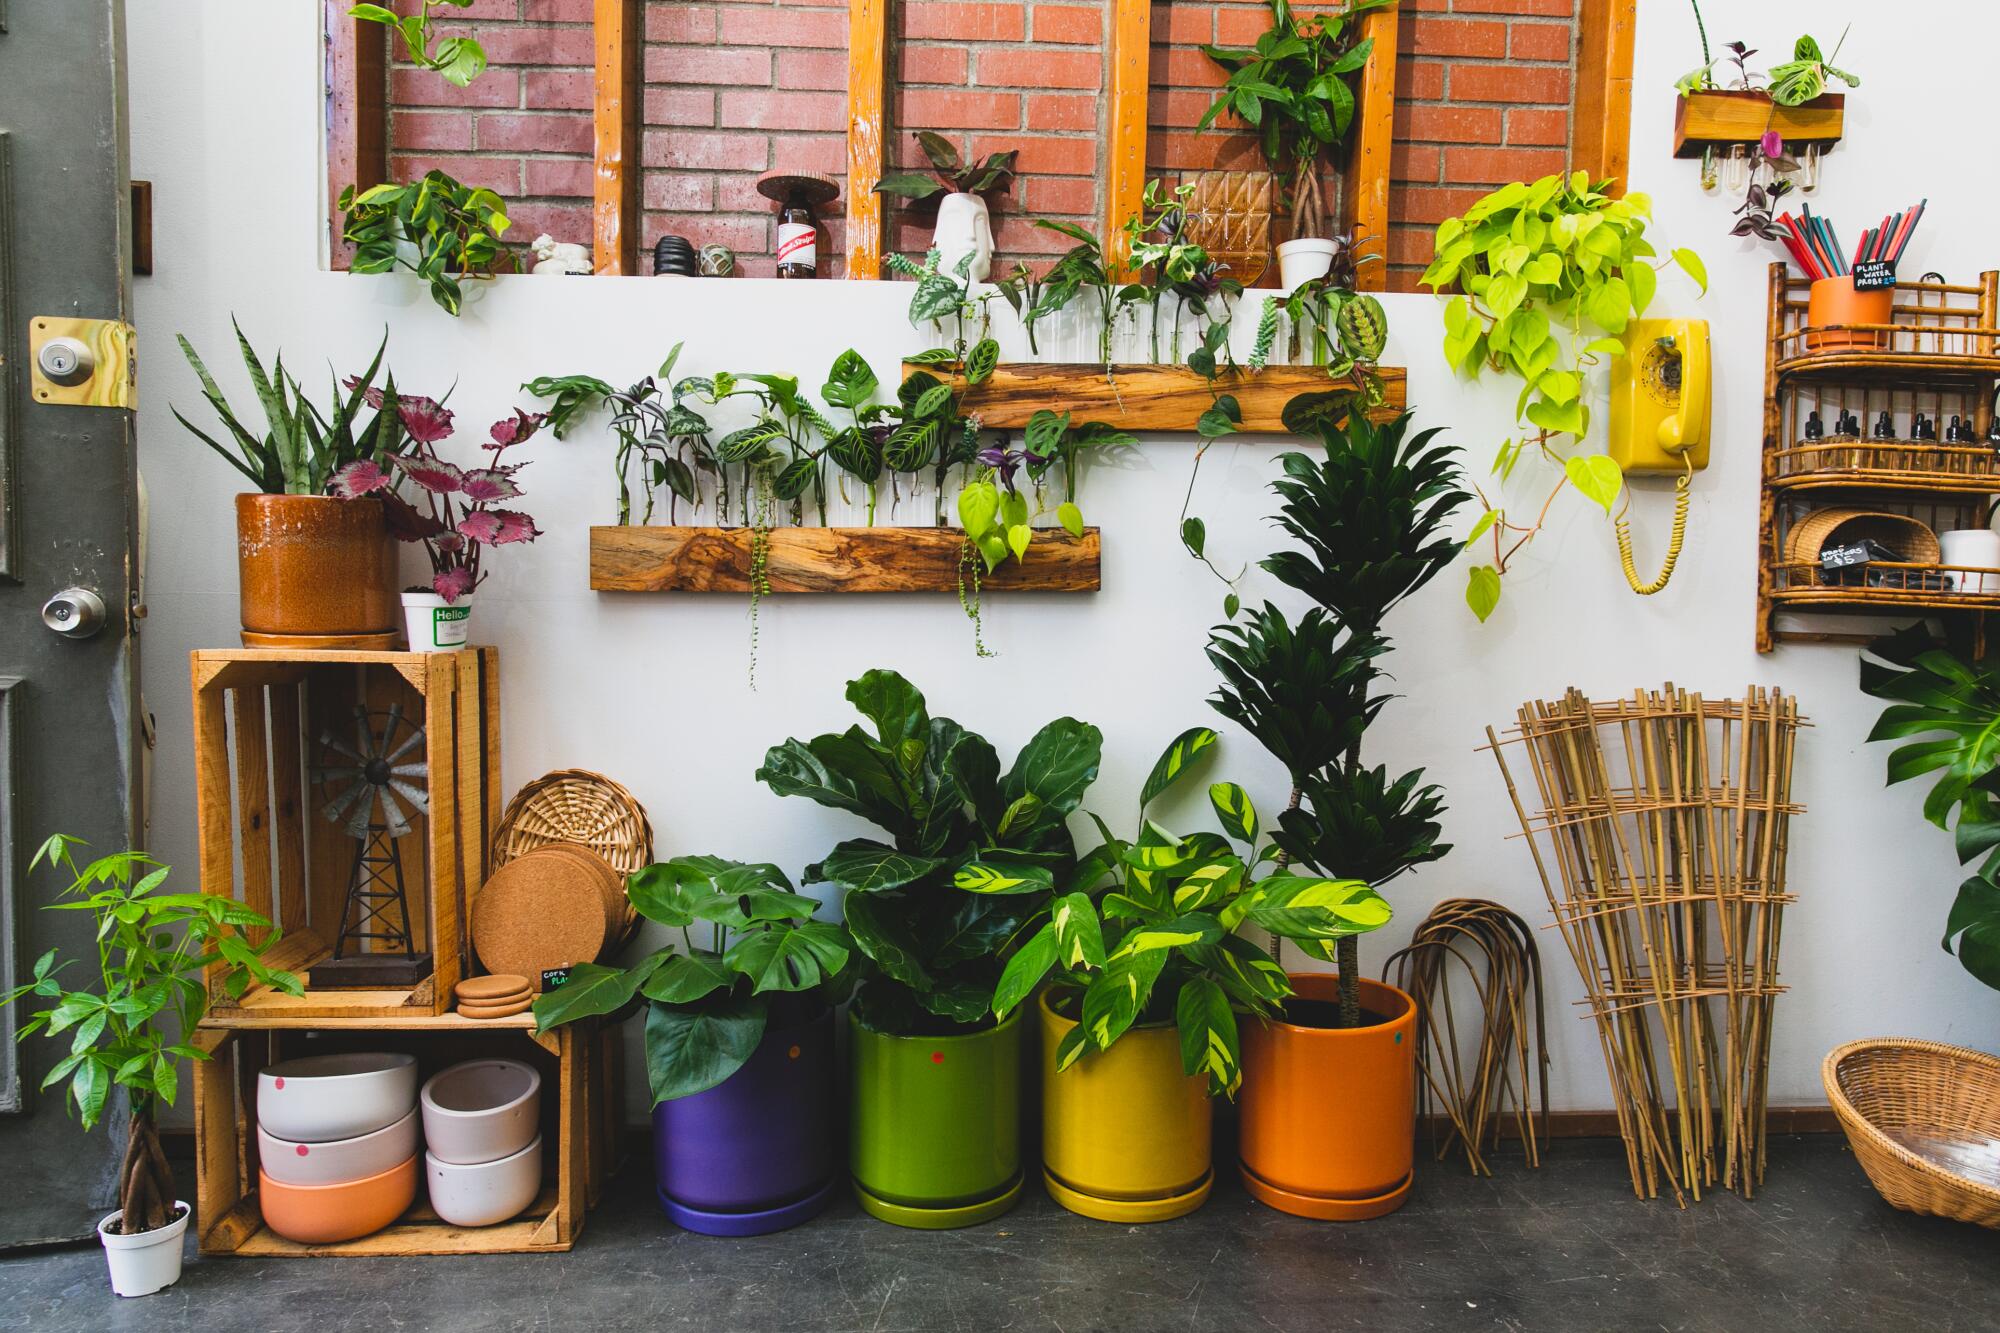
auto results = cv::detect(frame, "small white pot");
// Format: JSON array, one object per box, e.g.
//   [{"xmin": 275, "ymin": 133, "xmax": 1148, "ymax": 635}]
[
  {"xmin": 422, "ymin": 1058, "xmax": 541, "ymax": 1165},
  {"xmin": 426, "ymin": 1135, "xmax": 543, "ymax": 1227},
  {"xmin": 1277, "ymin": 237, "xmax": 1338, "ymax": 292},
  {"xmin": 933, "ymin": 192, "xmax": 993, "ymax": 284},
  {"xmin": 402, "ymin": 591, "xmax": 473, "ymax": 652},
  {"xmin": 98, "ymin": 1202, "xmax": 189, "ymax": 1298}
]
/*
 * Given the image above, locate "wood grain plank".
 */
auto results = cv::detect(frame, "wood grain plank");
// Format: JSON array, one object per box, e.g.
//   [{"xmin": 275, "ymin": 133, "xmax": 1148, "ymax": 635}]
[
  {"xmin": 946, "ymin": 362, "xmax": 1407, "ymax": 432},
  {"xmin": 590, "ymin": 526, "xmax": 1102, "ymax": 593},
  {"xmin": 1339, "ymin": 4, "xmax": 1398, "ymax": 291},
  {"xmin": 452, "ymin": 649, "xmax": 487, "ymax": 994},
  {"xmin": 193, "ymin": 1030, "xmax": 241, "ymax": 1253},
  {"xmin": 592, "ymin": 0, "xmax": 640, "ymax": 274},
  {"xmin": 1102, "ymin": 0, "xmax": 1152, "ymax": 277},
  {"xmin": 192, "ymin": 654, "xmax": 235, "ymax": 995},
  {"xmin": 557, "ymin": 1027, "xmax": 585, "ymax": 1245},
  {"xmin": 266, "ymin": 682, "xmax": 310, "ymax": 936},
  {"xmin": 324, "ymin": 0, "xmax": 386, "ymax": 272},
  {"xmin": 1574, "ymin": 0, "xmax": 1636, "ymax": 189},
  {"xmin": 845, "ymin": 0, "xmax": 887, "ymax": 278},
  {"xmin": 1672, "ymin": 90, "xmax": 1842, "ymax": 160},
  {"xmin": 229, "ymin": 688, "xmax": 275, "ymax": 947},
  {"xmin": 422, "ymin": 654, "xmax": 460, "ymax": 1012}
]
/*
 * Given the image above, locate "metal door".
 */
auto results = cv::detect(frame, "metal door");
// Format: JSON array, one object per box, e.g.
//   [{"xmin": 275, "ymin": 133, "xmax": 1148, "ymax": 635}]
[{"xmin": 0, "ymin": 0, "xmax": 142, "ymax": 1246}]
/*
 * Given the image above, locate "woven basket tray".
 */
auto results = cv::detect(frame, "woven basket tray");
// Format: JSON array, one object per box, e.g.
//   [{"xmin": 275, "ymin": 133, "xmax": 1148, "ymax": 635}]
[
  {"xmin": 1824, "ymin": 1038, "xmax": 2000, "ymax": 1227},
  {"xmin": 492, "ymin": 769, "xmax": 653, "ymax": 941},
  {"xmin": 1784, "ymin": 507, "xmax": 1942, "ymax": 565}
]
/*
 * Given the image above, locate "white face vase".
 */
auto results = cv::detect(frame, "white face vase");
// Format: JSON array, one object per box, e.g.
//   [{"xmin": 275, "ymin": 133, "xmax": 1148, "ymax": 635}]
[{"xmin": 934, "ymin": 192, "xmax": 994, "ymax": 284}]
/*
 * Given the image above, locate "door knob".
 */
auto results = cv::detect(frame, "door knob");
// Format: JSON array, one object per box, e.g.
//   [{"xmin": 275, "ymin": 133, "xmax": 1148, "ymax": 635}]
[{"xmin": 41, "ymin": 587, "xmax": 107, "ymax": 639}]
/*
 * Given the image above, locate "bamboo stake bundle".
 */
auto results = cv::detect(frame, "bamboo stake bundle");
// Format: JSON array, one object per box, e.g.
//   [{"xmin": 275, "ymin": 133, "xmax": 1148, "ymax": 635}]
[
  {"xmin": 1385, "ymin": 899, "xmax": 1551, "ymax": 1177},
  {"xmin": 1484, "ymin": 686, "xmax": 1804, "ymax": 1204}
]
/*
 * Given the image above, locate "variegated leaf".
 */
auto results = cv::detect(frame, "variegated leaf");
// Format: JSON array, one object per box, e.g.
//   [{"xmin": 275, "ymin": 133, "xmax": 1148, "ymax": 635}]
[
  {"xmin": 954, "ymin": 861, "xmax": 1055, "ymax": 895},
  {"xmin": 1208, "ymin": 782, "xmax": 1258, "ymax": 844},
  {"xmin": 1140, "ymin": 727, "xmax": 1220, "ymax": 808},
  {"xmin": 1050, "ymin": 892, "xmax": 1106, "ymax": 969}
]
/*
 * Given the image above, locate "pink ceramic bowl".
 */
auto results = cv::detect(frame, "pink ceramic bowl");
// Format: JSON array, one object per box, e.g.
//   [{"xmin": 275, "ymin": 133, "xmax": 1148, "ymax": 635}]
[
  {"xmin": 258, "ymin": 1154, "xmax": 418, "ymax": 1245},
  {"xmin": 258, "ymin": 1105, "xmax": 420, "ymax": 1187}
]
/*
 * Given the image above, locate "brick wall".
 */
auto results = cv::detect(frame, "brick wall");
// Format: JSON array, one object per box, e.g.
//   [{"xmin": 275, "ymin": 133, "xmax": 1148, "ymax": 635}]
[
  {"xmin": 383, "ymin": 0, "xmax": 598, "ymax": 254},
  {"xmin": 886, "ymin": 0, "xmax": 1106, "ymax": 267}
]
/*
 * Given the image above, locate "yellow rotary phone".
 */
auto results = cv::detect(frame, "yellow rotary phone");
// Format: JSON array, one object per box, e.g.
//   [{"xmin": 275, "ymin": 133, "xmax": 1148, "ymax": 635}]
[{"xmin": 1607, "ymin": 319, "xmax": 1710, "ymax": 593}]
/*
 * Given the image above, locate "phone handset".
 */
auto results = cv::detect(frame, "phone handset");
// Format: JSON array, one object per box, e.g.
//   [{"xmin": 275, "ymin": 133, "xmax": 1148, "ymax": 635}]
[{"xmin": 1609, "ymin": 320, "xmax": 1711, "ymax": 595}]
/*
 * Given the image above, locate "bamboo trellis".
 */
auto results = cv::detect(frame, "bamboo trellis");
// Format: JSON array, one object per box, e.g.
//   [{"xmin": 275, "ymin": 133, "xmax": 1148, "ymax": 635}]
[{"xmin": 1485, "ymin": 686, "xmax": 1805, "ymax": 1205}]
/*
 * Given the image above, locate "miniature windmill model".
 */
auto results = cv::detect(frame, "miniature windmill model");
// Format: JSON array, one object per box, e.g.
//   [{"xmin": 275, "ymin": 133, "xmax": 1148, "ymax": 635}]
[{"xmin": 307, "ymin": 705, "xmax": 432, "ymax": 987}]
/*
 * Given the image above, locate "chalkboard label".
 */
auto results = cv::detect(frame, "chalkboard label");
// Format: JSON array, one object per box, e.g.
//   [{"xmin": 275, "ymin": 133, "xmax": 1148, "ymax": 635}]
[
  {"xmin": 1853, "ymin": 260, "xmax": 1897, "ymax": 292},
  {"xmin": 541, "ymin": 967, "xmax": 572, "ymax": 991}
]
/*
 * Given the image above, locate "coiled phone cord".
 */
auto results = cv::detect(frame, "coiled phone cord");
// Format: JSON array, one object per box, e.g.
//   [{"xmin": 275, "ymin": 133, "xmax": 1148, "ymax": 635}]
[{"xmin": 1615, "ymin": 451, "xmax": 1692, "ymax": 595}]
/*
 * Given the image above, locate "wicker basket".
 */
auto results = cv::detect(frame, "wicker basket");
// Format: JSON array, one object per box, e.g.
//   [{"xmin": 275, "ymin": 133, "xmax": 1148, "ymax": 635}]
[
  {"xmin": 1823, "ymin": 1039, "xmax": 2000, "ymax": 1227},
  {"xmin": 1784, "ymin": 507, "xmax": 1942, "ymax": 566}
]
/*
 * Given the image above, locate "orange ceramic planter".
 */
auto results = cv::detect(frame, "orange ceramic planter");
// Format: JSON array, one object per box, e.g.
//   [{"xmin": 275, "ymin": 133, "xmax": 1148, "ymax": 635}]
[
  {"xmin": 236, "ymin": 493, "xmax": 398, "ymax": 641},
  {"xmin": 1804, "ymin": 276, "xmax": 1894, "ymax": 351},
  {"xmin": 1237, "ymin": 973, "xmax": 1416, "ymax": 1221}
]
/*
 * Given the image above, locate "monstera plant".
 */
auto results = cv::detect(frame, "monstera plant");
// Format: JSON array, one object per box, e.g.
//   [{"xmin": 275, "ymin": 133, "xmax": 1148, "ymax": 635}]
[{"xmin": 756, "ymin": 669, "xmax": 1102, "ymax": 1036}]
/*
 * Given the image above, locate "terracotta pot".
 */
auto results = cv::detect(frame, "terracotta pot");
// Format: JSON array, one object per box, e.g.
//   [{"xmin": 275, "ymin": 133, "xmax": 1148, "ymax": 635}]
[
  {"xmin": 1237, "ymin": 973, "xmax": 1416, "ymax": 1220},
  {"xmin": 1805, "ymin": 276, "xmax": 1894, "ymax": 352},
  {"xmin": 236, "ymin": 493, "xmax": 397, "ymax": 638}
]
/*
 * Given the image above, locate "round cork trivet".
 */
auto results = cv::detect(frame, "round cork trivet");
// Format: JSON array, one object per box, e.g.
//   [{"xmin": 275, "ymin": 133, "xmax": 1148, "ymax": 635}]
[
  {"xmin": 456, "ymin": 996, "xmax": 534, "ymax": 1020},
  {"xmin": 454, "ymin": 974, "xmax": 531, "ymax": 1004},
  {"xmin": 470, "ymin": 853, "xmax": 608, "ymax": 991},
  {"xmin": 530, "ymin": 843, "xmax": 631, "ymax": 942}
]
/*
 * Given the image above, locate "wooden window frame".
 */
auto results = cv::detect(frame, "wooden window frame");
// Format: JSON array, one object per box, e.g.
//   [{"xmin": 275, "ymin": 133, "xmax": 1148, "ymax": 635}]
[{"xmin": 1573, "ymin": 0, "xmax": 1637, "ymax": 195}]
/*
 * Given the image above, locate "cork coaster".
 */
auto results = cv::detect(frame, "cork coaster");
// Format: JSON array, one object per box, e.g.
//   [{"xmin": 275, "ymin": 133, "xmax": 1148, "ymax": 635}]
[
  {"xmin": 457, "ymin": 996, "xmax": 534, "ymax": 1020},
  {"xmin": 470, "ymin": 853, "xmax": 609, "ymax": 990},
  {"xmin": 530, "ymin": 843, "xmax": 632, "ymax": 942},
  {"xmin": 454, "ymin": 974, "xmax": 531, "ymax": 1004}
]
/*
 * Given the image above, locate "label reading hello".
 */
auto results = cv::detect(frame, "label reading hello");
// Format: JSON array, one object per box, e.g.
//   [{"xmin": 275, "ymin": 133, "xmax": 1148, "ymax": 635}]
[{"xmin": 432, "ymin": 605, "xmax": 470, "ymax": 646}]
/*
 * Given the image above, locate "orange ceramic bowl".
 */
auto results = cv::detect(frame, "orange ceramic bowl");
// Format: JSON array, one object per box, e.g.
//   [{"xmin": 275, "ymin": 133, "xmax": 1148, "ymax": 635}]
[{"xmin": 258, "ymin": 1154, "xmax": 418, "ymax": 1244}]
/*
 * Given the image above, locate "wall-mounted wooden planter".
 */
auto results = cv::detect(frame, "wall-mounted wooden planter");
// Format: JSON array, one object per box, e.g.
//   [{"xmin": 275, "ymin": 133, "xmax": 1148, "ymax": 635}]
[
  {"xmin": 589, "ymin": 525, "xmax": 1101, "ymax": 593},
  {"xmin": 933, "ymin": 363, "xmax": 1408, "ymax": 434},
  {"xmin": 1673, "ymin": 90, "xmax": 1844, "ymax": 158}
]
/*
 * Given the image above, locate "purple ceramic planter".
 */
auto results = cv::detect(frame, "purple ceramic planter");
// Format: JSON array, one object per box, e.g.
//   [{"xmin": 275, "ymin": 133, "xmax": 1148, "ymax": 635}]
[{"xmin": 652, "ymin": 1001, "xmax": 837, "ymax": 1236}]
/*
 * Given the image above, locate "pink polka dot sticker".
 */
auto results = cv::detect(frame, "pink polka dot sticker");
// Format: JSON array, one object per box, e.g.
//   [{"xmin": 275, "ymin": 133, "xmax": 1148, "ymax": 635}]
[
  {"xmin": 295, "ymin": 1145, "xmax": 309, "ymax": 1157},
  {"xmin": 931, "ymin": 1051, "xmax": 944, "ymax": 1064}
]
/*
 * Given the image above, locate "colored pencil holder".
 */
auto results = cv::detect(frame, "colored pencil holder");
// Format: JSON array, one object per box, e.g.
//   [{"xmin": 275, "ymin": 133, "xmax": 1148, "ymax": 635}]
[{"xmin": 1806, "ymin": 276, "xmax": 1894, "ymax": 351}]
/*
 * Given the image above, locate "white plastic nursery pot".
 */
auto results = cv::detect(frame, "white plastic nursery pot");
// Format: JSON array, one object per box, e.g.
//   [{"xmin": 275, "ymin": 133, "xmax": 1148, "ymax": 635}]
[
  {"xmin": 426, "ymin": 1134, "xmax": 544, "ymax": 1227},
  {"xmin": 258, "ymin": 1105, "xmax": 420, "ymax": 1186},
  {"xmin": 402, "ymin": 590, "xmax": 473, "ymax": 652},
  {"xmin": 257, "ymin": 1051, "xmax": 418, "ymax": 1143},
  {"xmin": 1277, "ymin": 237, "xmax": 1338, "ymax": 292},
  {"xmin": 933, "ymin": 192, "xmax": 994, "ymax": 283},
  {"xmin": 421, "ymin": 1058, "xmax": 541, "ymax": 1165},
  {"xmin": 97, "ymin": 1202, "xmax": 189, "ymax": 1298}
]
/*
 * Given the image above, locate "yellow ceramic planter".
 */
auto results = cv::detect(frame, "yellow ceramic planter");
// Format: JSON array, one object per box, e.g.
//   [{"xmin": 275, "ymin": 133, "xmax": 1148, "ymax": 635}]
[{"xmin": 1039, "ymin": 991, "xmax": 1213, "ymax": 1222}]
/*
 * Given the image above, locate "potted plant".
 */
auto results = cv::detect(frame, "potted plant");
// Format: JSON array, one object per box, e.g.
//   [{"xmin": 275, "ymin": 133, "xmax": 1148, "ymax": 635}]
[
  {"xmin": 173, "ymin": 321, "xmax": 406, "ymax": 647},
  {"xmin": 1200, "ymin": 0, "xmax": 1391, "ymax": 291},
  {"xmin": 340, "ymin": 168, "xmax": 514, "ymax": 316},
  {"xmin": 978, "ymin": 725, "xmax": 1387, "ymax": 1221},
  {"xmin": 874, "ymin": 132, "xmax": 1017, "ymax": 283},
  {"xmin": 1208, "ymin": 406, "xmax": 1467, "ymax": 1219},
  {"xmin": 331, "ymin": 398, "xmax": 545, "ymax": 650},
  {"xmin": 531, "ymin": 857, "xmax": 851, "ymax": 1235},
  {"xmin": 4, "ymin": 836, "xmax": 300, "ymax": 1296},
  {"xmin": 757, "ymin": 669, "xmax": 1103, "ymax": 1228}
]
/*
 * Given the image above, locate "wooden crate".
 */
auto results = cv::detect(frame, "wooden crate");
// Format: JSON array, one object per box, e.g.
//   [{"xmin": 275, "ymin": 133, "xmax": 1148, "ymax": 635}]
[
  {"xmin": 191, "ymin": 648, "xmax": 501, "ymax": 1019},
  {"xmin": 193, "ymin": 1011, "xmax": 623, "ymax": 1256}
]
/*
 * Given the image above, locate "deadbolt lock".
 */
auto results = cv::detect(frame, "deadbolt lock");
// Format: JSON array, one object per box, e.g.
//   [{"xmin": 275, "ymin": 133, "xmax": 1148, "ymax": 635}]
[{"xmin": 30, "ymin": 316, "xmax": 135, "ymax": 409}]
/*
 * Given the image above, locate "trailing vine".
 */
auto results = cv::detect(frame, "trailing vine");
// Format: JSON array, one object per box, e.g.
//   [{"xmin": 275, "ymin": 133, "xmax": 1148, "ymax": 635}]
[{"xmin": 746, "ymin": 464, "xmax": 775, "ymax": 689}]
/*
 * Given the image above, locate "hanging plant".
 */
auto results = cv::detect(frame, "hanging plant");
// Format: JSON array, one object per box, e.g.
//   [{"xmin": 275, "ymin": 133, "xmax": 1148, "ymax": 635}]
[
  {"xmin": 340, "ymin": 169, "xmax": 514, "ymax": 317},
  {"xmin": 349, "ymin": 0, "xmax": 488, "ymax": 87}
]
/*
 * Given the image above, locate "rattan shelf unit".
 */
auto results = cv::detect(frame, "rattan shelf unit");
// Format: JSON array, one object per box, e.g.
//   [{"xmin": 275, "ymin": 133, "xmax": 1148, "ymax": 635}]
[{"xmin": 1757, "ymin": 265, "xmax": 2000, "ymax": 651}]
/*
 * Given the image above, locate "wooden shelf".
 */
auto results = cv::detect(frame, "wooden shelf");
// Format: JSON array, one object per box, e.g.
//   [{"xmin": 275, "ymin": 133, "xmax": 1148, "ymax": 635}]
[
  {"xmin": 589, "ymin": 525, "xmax": 1101, "ymax": 593},
  {"xmin": 933, "ymin": 362, "xmax": 1408, "ymax": 434},
  {"xmin": 1673, "ymin": 89, "xmax": 1843, "ymax": 158}
]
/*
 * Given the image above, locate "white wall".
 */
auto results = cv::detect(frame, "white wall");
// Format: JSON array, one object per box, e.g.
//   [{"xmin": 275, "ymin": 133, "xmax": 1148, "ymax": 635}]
[{"xmin": 126, "ymin": 0, "xmax": 2000, "ymax": 1123}]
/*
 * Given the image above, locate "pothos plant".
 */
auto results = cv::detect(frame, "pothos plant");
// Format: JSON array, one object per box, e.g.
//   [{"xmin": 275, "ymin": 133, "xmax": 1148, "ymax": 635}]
[
  {"xmin": 340, "ymin": 169, "xmax": 514, "ymax": 317},
  {"xmin": 984, "ymin": 726, "xmax": 1387, "ymax": 1094},
  {"xmin": 1420, "ymin": 172, "xmax": 1706, "ymax": 621},
  {"xmin": 530, "ymin": 857, "xmax": 851, "ymax": 1102},
  {"xmin": 5, "ymin": 836, "xmax": 301, "ymax": 1236},
  {"xmin": 349, "ymin": 0, "xmax": 487, "ymax": 86},
  {"xmin": 757, "ymin": 669, "xmax": 1103, "ymax": 1036}
]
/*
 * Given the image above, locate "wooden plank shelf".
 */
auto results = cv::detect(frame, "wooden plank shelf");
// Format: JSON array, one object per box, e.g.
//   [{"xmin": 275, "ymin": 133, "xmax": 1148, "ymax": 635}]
[
  {"xmin": 589, "ymin": 525, "xmax": 1101, "ymax": 593},
  {"xmin": 1672, "ymin": 90, "xmax": 1843, "ymax": 158},
  {"xmin": 933, "ymin": 362, "xmax": 1408, "ymax": 434}
]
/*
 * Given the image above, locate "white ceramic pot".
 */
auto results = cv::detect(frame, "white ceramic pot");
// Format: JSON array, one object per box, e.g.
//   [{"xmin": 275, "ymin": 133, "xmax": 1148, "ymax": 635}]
[
  {"xmin": 98, "ymin": 1202, "xmax": 189, "ymax": 1298},
  {"xmin": 257, "ymin": 1051, "xmax": 418, "ymax": 1144},
  {"xmin": 422, "ymin": 1059, "xmax": 541, "ymax": 1165},
  {"xmin": 933, "ymin": 192, "xmax": 993, "ymax": 284},
  {"xmin": 426, "ymin": 1134, "xmax": 543, "ymax": 1227},
  {"xmin": 402, "ymin": 590, "xmax": 473, "ymax": 652},
  {"xmin": 258, "ymin": 1105, "xmax": 421, "ymax": 1186},
  {"xmin": 1942, "ymin": 528, "xmax": 2000, "ymax": 594},
  {"xmin": 1277, "ymin": 237, "xmax": 1338, "ymax": 292}
]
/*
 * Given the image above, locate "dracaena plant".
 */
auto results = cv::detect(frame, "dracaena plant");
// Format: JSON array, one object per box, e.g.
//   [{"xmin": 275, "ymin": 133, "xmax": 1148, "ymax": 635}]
[
  {"xmin": 340, "ymin": 169, "xmax": 513, "ymax": 317},
  {"xmin": 756, "ymin": 669, "xmax": 1103, "ymax": 1036},
  {"xmin": 332, "ymin": 393, "xmax": 545, "ymax": 602},
  {"xmin": 874, "ymin": 131, "xmax": 1018, "ymax": 205},
  {"xmin": 530, "ymin": 858, "xmax": 851, "ymax": 1103},
  {"xmin": 5, "ymin": 836, "xmax": 301, "ymax": 1236},
  {"xmin": 982, "ymin": 726, "xmax": 1387, "ymax": 1095},
  {"xmin": 174, "ymin": 320, "xmax": 406, "ymax": 495},
  {"xmin": 1199, "ymin": 0, "xmax": 1392, "ymax": 241},
  {"xmin": 349, "ymin": 0, "xmax": 487, "ymax": 86}
]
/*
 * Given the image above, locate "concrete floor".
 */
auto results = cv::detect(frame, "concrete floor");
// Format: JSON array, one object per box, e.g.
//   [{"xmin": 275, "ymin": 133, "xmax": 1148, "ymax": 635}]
[{"xmin": 1, "ymin": 1136, "xmax": 1994, "ymax": 1332}]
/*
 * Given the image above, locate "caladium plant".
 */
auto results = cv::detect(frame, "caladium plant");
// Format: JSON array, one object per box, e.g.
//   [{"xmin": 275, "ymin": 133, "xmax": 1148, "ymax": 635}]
[{"xmin": 332, "ymin": 391, "xmax": 545, "ymax": 602}]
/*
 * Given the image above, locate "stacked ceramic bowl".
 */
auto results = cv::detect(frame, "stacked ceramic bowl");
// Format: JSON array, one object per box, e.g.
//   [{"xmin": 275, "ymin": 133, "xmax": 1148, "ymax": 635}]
[
  {"xmin": 256, "ymin": 1053, "xmax": 420, "ymax": 1244},
  {"xmin": 422, "ymin": 1059, "xmax": 544, "ymax": 1226}
]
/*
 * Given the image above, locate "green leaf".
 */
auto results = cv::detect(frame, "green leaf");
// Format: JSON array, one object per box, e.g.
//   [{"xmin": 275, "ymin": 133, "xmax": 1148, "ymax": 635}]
[
  {"xmin": 1175, "ymin": 975, "xmax": 1240, "ymax": 1095},
  {"xmin": 1564, "ymin": 454, "xmax": 1624, "ymax": 514},
  {"xmin": 1001, "ymin": 717, "xmax": 1104, "ymax": 815},
  {"xmin": 955, "ymin": 861, "xmax": 1055, "ymax": 895},
  {"xmin": 964, "ymin": 338, "xmax": 1000, "ymax": 386},
  {"xmin": 1181, "ymin": 516, "xmax": 1207, "ymax": 558},
  {"xmin": 1671, "ymin": 247, "xmax": 1707, "ymax": 296},
  {"xmin": 1050, "ymin": 891, "xmax": 1106, "ymax": 970},
  {"xmin": 1113, "ymin": 913, "xmax": 1224, "ymax": 956},
  {"xmin": 821, "ymin": 838, "xmax": 943, "ymax": 893},
  {"xmin": 821, "ymin": 349, "xmax": 880, "ymax": 409},
  {"xmin": 842, "ymin": 893, "xmax": 930, "ymax": 989},
  {"xmin": 1141, "ymin": 727, "xmax": 1220, "ymax": 808},
  {"xmin": 640, "ymin": 952, "xmax": 735, "ymax": 1005},
  {"xmin": 992, "ymin": 922, "xmax": 1057, "ymax": 1018},
  {"xmin": 723, "ymin": 920, "xmax": 850, "ymax": 993},
  {"xmin": 531, "ymin": 959, "xmax": 648, "ymax": 1032},
  {"xmin": 1945, "ymin": 873, "xmax": 2000, "ymax": 990},
  {"xmin": 1056, "ymin": 501, "xmax": 1084, "ymax": 538},
  {"xmin": 643, "ymin": 995, "xmax": 766, "ymax": 1103},
  {"xmin": 1466, "ymin": 565, "xmax": 1501, "ymax": 622},
  {"xmin": 1246, "ymin": 874, "xmax": 1392, "ymax": 940},
  {"xmin": 1208, "ymin": 782, "xmax": 1258, "ymax": 843},
  {"xmin": 1079, "ymin": 949, "xmax": 1168, "ymax": 1054}
]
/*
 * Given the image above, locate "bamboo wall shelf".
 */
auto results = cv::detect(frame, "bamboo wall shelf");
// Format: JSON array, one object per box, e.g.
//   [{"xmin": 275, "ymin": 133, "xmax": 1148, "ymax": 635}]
[
  {"xmin": 589, "ymin": 525, "xmax": 1101, "ymax": 593},
  {"xmin": 1672, "ymin": 90, "xmax": 1844, "ymax": 158},
  {"xmin": 193, "ymin": 1014, "xmax": 621, "ymax": 1256},
  {"xmin": 935, "ymin": 363, "xmax": 1408, "ymax": 434},
  {"xmin": 191, "ymin": 648, "xmax": 500, "ymax": 1018}
]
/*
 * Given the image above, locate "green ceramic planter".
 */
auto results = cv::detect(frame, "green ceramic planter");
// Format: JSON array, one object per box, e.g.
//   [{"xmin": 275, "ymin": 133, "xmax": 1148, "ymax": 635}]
[{"xmin": 849, "ymin": 1008, "xmax": 1022, "ymax": 1228}]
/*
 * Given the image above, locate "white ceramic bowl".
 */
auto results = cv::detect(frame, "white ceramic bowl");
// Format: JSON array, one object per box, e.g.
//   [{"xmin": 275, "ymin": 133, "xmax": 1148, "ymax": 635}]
[
  {"xmin": 421, "ymin": 1059, "xmax": 541, "ymax": 1165},
  {"xmin": 425, "ymin": 1134, "xmax": 542, "ymax": 1227},
  {"xmin": 257, "ymin": 1052, "xmax": 418, "ymax": 1143},
  {"xmin": 258, "ymin": 1105, "xmax": 420, "ymax": 1187}
]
